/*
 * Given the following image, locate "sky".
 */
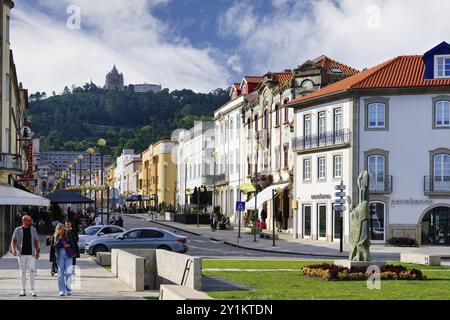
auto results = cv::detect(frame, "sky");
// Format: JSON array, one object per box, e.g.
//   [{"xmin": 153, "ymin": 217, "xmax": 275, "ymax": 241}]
[{"xmin": 11, "ymin": 0, "xmax": 450, "ymax": 94}]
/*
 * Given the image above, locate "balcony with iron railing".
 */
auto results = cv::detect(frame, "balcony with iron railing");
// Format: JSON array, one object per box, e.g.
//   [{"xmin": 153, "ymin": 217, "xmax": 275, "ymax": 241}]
[
  {"xmin": 424, "ymin": 176, "xmax": 450, "ymax": 195},
  {"xmin": 369, "ymin": 175, "xmax": 393, "ymax": 194},
  {"xmin": 292, "ymin": 129, "xmax": 351, "ymax": 153},
  {"xmin": 0, "ymin": 153, "xmax": 23, "ymax": 174}
]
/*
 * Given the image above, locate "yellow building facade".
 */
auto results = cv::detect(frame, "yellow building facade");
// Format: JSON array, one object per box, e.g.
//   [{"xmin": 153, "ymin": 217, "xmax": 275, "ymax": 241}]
[{"xmin": 140, "ymin": 140, "xmax": 177, "ymax": 209}]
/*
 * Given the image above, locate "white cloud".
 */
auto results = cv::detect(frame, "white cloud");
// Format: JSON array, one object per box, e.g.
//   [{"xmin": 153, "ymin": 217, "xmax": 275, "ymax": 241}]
[
  {"xmin": 219, "ymin": 0, "xmax": 450, "ymax": 74},
  {"xmin": 11, "ymin": 0, "xmax": 230, "ymax": 94}
]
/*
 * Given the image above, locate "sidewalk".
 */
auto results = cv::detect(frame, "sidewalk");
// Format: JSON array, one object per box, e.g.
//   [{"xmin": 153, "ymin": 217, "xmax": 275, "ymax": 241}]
[
  {"xmin": 0, "ymin": 236, "xmax": 158, "ymax": 300},
  {"xmin": 128, "ymin": 214, "xmax": 450, "ymax": 260}
]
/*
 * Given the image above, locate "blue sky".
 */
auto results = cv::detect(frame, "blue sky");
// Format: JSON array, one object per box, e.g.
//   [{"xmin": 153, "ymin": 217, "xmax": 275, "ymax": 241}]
[{"xmin": 11, "ymin": 0, "xmax": 450, "ymax": 94}]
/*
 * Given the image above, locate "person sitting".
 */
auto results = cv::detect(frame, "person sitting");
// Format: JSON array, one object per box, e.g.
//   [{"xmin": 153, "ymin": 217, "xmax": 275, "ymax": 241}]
[{"xmin": 218, "ymin": 215, "xmax": 230, "ymax": 230}]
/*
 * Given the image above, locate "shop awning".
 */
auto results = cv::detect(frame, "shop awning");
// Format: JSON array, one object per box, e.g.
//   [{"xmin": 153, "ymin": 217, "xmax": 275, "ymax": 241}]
[
  {"xmin": 0, "ymin": 185, "xmax": 50, "ymax": 207},
  {"xmin": 44, "ymin": 190, "xmax": 94, "ymax": 204},
  {"xmin": 246, "ymin": 183, "xmax": 288, "ymax": 210},
  {"xmin": 240, "ymin": 183, "xmax": 256, "ymax": 194}
]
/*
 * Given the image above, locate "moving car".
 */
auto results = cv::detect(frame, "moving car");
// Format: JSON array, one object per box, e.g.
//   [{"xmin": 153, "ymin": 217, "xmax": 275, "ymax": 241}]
[
  {"xmin": 78, "ymin": 225, "xmax": 126, "ymax": 251},
  {"xmin": 85, "ymin": 227, "xmax": 188, "ymax": 255}
]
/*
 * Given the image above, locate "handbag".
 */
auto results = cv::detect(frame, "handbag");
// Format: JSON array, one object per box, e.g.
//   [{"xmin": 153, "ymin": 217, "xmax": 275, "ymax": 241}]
[{"xmin": 66, "ymin": 247, "xmax": 76, "ymax": 258}]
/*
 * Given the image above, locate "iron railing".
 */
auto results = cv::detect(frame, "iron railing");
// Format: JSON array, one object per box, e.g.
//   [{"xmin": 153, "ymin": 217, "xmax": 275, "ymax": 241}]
[
  {"xmin": 292, "ymin": 129, "xmax": 351, "ymax": 152},
  {"xmin": 424, "ymin": 176, "xmax": 450, "ymax": 193},
  {"xmin": 0, "ymin": 153, "xmax": 22, "ymax": 172},
  {"xmin": 369, "ymin": 175, "xmax": 393, "ymax": 193}
]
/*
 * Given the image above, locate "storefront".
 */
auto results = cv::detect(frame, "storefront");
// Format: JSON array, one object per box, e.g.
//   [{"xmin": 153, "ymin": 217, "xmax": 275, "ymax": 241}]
[{"xmin": 421, "ymin": 206, "xmax": 450, "ymax": 245}]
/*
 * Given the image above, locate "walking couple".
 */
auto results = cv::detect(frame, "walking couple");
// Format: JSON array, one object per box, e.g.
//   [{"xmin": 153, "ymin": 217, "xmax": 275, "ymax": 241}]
[{"xmin": 11, "ymin": 216, "xmax": 79, "ymax": 297}]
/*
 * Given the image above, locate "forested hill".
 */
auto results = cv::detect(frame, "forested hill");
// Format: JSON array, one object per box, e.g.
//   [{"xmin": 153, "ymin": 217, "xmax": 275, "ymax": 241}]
[{"xmin": 28, "ymin": 85, "xmax": 229, "ymax": 157}]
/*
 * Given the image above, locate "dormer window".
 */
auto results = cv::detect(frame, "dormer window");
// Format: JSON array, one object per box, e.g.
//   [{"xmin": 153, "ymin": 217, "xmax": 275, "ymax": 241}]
[
  {"xmin": 435, "ymin": 55, "xmax": 450, "ymax": 78},
  {"xmin": 330, "ymin": 67, "xmax": 342, "ymax": 74}
]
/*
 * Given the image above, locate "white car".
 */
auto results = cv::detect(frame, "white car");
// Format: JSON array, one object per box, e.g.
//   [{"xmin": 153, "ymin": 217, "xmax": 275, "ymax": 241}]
[{"xmin": 78, "ymin": 225, "xmax": 125, "ymax": 250}]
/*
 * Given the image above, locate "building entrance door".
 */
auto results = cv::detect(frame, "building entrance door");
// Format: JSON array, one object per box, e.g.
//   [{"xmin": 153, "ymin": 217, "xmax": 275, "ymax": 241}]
[
  {"xmin": 421, "ymin": 207, "xmax": 450, "ymax": 245},
  {"xmin": 317, "ymin": 204, "xmax": 327, "ymax": 240}
]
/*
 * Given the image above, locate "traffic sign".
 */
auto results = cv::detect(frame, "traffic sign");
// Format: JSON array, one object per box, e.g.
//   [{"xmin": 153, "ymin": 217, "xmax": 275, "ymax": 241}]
[
  {"xmin": 335, "ymin": 192, "xmax": 346, "ymax": 197},
  {"xmin": 335, "ymin": 184, "xmax": 346, "ymax": 190},
  {"xmin": 334, "ymin": 198, "xmax": 346, "ymax": 204},
  {"xmin": 334, "ymin": 205, "xmax": 346, "ymax": 211},
  {"xmin": 236, "ymin": 201, "xmax": 246, "ymax": 212}
]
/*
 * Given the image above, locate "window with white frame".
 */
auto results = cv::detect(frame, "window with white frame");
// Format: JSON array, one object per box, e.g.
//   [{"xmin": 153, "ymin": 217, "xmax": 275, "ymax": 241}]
[
  {"xmin": 5, "ymin": 74, "xmax": 10, "ymax": 102},
  {"xmin": 235, "ymin": 151, "xmax": 239, "ymax": 173},
  {"xmin": 303, "ymin": 159, "xmax": 311, "ymax": 180},
  {"xmin": 435, "ymin": 55, "xmax": 450, "ymax": 78},
  {"xmin": 333, "ymin": 155, "xmax": 342, "ymax": 178},
  {"xmin": 229, "ymin": 151, "xmax": 234, "ymax": 174},
  {"xmin": 435, "ymin": 100, "xmax": 450, "ymax": 127},
  {"xmin": 318, "ymin": 157, "xmax": 326, "ymax": 179},
  {"xmin": 274, "ymin": 146, "xmax": 280, "ymax": 170},
  {"xmin": 334, "ymin": 108, "xmax": 343, "ymax": 131},
  {"xmin": 318, "ymin": 111, "xmax": 326, "ymax": 144},
  {"xmin": 368, "ymin": 103, "xmax": 385, "ymax": 128}
]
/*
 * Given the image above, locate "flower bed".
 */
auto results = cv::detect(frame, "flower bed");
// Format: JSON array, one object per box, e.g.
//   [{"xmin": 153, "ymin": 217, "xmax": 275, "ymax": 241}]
[{"xmin": 302, "ymin": 264, "xmax": 425, "ymax": 281}]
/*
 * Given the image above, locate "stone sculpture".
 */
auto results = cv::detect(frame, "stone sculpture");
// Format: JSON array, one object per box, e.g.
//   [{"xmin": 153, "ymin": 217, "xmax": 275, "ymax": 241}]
[{"xmin": 349, "ymin": 170, "xmax": 371, "ymax": 261}]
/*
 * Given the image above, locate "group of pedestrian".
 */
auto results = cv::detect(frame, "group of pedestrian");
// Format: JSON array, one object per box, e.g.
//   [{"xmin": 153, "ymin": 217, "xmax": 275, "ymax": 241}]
[{"xmin": 10, "ymin": 215, "xmax": 80, "ymax": 297}]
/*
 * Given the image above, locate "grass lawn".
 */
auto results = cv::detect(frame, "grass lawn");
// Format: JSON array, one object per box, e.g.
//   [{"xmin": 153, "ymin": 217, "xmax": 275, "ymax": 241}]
[{"xmin": 203, "ymin": 260, "xmax": 450, "ymax": 300}]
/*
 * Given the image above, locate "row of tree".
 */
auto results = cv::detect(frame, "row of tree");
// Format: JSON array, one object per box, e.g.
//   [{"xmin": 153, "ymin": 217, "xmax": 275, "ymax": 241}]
[{"xmin": 28, "ymin": 83, "xmax": 229, "ymax": 157}]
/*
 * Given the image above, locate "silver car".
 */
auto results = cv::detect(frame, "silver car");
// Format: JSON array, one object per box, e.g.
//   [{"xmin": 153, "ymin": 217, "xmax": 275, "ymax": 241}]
[
  {"xmin": 78, "ymin": 225, "xmax": 126, "ymax": 251},
  {"xmin": 86, "ymin": 227, "xmax": 188, "ymax": 255}
]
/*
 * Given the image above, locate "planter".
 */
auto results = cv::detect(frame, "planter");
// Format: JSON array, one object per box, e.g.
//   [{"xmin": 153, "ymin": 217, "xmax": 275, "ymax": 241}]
[{"xmin": 175, "ymin": 214, "xmax": 210, "ymax": 225}]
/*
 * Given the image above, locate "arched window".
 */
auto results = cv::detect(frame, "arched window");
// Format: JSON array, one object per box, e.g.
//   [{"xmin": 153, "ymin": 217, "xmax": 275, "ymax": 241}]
[
  {"xmin": 368, "ymin": 103, "xmax": 385, "ymax": 128},
  {"xmin": 435, "ymin": 100, "xmax": 450, "ymax": 127},
  {"xmin": 433, "ymin": 154, "xmax": 450, "ymax": 190},
  {"xmin": 369, "ymin": 201, "xmax": 385, "ymax": 241},
  {"xmin": 254, "ymin": 115, "xmax": 259, "ymax": 133},
  {"xmin": 247, "ymin": 118, "xmax": 251, "ymax": 138},
  {"xmin": 275, "ymin": 104, "xmax": 280, "ymax": 126},
  {"xmin": 263, "ymin": 109, "xmax": 269, "ymax": 129},
  {"xmin": 368, "ymin": 155, "xmax": 386, "ymax": 191}
]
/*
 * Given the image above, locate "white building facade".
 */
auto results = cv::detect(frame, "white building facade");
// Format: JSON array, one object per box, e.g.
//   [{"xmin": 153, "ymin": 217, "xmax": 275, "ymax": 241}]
[
  {"xmin": 289, "ymin": 42, "xmax": 450, "ymax": 245},
  {"xmin": 176, "ymin": 121, "xmax": 215, "ymax": 211},
  {"xmin": 213, "ymin": 94, "xmax": 248, "ymax": 221},
  {"xmin": 114, "ymin": 149, "xmax": 141, "ymax": 196}
]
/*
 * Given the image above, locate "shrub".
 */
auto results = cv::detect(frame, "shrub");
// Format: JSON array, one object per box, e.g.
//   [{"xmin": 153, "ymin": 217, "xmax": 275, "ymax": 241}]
[
  {"xmin": 302, "ymin": 263, "xmax": 424, "ymax": 281},
  {"xmin": 387, "ymin": 237, "xmax": 417, "ymax": 247}
]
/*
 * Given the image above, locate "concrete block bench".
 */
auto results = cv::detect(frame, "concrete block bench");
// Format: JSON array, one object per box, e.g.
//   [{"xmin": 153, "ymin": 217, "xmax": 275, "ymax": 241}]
[
  {"xmin": 259, "ymin": 232, "xmax": 279, "ymax": 240},
  {"xmin": 96, "ymin": 252, "xmax": 111, "ymax": 266},
  {"xmin": 159, "ymin": 285, "xmax": 213, "ymax": 300},
  {"xmin": 400, "ymin": 253, "xmax": 441, "ymax": 266}
]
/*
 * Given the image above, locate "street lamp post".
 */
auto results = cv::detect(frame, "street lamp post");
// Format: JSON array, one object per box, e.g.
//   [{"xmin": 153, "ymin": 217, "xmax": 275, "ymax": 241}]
[
  {"xmin": 87, "ymin": 148, "xmax": 94, "ymax": 211},
  {"xmin": 97, "ymin": 138, "xmax": 107, "ymax": 224},
  {"xmin": 163, "ymin": 161, "xmax": 168, "ymax": 211},
  {"xmin": 78, "ymin": 155, "xmax": 84, "ymax": 192},
  {"xmin": 212, "ymin": 151, "xmax": 218, "ymax": 215},
  {"xmin": 68, "ymin": 164, "xmax": 73, "ymax": 187},
  {"xmin": 73, "ymin": 159, "xmax": 78, "ymax": 188},
  {"xmin": 183, "ymin": 160, "xmax": 187, "ymax": 215},
  {"xmin": 253, "ymin": 143, "xmax": 260, "ymax": 242}
]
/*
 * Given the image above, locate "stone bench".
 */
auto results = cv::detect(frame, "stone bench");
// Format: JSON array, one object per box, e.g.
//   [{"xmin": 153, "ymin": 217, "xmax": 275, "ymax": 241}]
[
  {"xmin": 159, "ymin": 285, "xmax": 213, "ymax": 300},
  {"xmin": 96, "ymin": 252, "xmax": 111, "ymax": 266},
  {"xmin": 400, "ymin": 253, "xmax": 441, "ymax": 266},
  {"xmin": 259, "ymin": 232, "xmax": 279, "ymax": 240}
]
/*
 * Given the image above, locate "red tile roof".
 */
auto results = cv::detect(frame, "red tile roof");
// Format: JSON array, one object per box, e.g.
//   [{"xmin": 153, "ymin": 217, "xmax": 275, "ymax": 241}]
[
  {"xmin": 314, "ymin": 55, "xmax": 359, "ymax": 75},
  {"xmin": 289, "ymin": 55, "xmax": 450, "ymax": 105},
  {"xmin": 244, "ymin": 76, "xmax": 264, "ymax": 84},
  {"xmin": 273, "ymin": 72, "xmax": 293, "ymax": 86}
]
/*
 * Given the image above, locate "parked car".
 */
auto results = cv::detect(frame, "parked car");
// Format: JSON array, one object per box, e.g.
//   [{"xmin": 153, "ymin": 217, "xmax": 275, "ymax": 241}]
[
  {"xmin": 85, "ymin": 227, "xmax": 188, "ymax": 255},
  {"xmin": 78, "ymin": 225, "xmax": 126, "ymax": 251}
]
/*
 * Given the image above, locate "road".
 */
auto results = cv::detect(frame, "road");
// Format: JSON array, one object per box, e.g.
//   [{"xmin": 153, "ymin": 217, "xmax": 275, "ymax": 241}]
[{"xmin": 123, "ymin": 215, "xmax": 329, "ymax": 260}]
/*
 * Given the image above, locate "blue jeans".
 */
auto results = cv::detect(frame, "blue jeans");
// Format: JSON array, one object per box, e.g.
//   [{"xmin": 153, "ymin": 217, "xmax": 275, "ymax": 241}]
[{"xmin": 57, "ymin": 249, "xmax": 73, "ymax": 294}]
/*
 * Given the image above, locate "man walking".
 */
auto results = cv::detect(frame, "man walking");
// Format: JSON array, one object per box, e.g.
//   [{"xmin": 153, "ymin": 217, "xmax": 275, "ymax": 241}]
[{"xmin": 11, "ymin": 215, "xmax": 41, "ymax": 297}]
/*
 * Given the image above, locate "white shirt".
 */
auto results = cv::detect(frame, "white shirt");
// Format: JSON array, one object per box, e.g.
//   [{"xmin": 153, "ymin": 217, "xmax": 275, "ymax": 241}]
[{"xmin": 94, "ymin": 216, "xmax": 102, "ymax": 226}]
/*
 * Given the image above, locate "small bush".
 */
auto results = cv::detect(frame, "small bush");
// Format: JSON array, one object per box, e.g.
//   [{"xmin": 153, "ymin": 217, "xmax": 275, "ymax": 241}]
[
  {"xmin": 302, "ymin": 263, "xmax": 425, "ymax": 281},
  {"xmin": 387, "ymin": 237, "xmax": 417, "ymax": 247}
]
